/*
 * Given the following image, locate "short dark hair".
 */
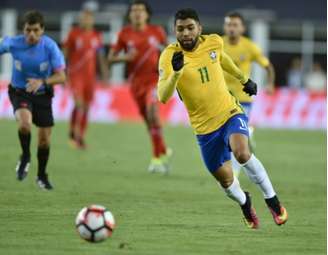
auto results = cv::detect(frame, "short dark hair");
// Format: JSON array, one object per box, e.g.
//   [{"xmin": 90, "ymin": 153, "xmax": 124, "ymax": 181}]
[
  {"xmin": 23, "ymin": 10, "xmax": 45, "ymax": 28},
  {"xmin": 128, "ymin": 0, "xmax": 152, "ymax": 22},
  {"xmin": 174, "ymin": 8, "xmax": 200, "ymax": 24},
  {"xmin": 225, "ymin": 11, "xmax": 245, "ymax": 25}
]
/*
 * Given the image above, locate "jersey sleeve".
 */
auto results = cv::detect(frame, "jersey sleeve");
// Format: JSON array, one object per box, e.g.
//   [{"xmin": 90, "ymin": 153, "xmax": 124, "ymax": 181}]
[
  {"xmin": 49, "ymin": 41, "xmax": 66, "ymax": 72},
  {"xmin": 158, "ymin": 48, "xmax": 174, "ymax": 81},
  {"xmin": 0, "ymin": 36, "xmax": 12, "ymax": 54},
  {"xmin": 251, "ymin": 42, "xmax": 270, "ymax": 67},
  {"xmin": 157, "ymin": 47, "xmax": 182, "ymax": 103},
  {"xmin": 215, "ymin": 34, "xmax": 224, "ymax": 54},
  {"xmin": 111, "ymin": 30, "xmax": 126, "ymax": 53}
]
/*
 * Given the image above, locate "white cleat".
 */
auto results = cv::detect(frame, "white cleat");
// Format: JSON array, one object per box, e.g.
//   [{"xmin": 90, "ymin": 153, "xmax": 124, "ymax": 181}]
[
  {"xmin": 16, "ymin": 155, "xmax": 30, "ymax": 181},
  {"xmin": 148, "ymin": 158, "xmax": 167, "ymax": 174}
]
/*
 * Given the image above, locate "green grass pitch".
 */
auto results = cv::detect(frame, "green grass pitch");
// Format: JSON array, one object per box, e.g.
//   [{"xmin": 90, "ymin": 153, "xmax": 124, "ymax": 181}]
[{"xmin": 0, "ymin": 120, "xmax": 326, "ymax": 255}]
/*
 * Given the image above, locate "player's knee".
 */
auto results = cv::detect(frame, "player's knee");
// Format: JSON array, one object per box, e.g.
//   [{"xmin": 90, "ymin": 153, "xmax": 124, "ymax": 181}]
[
  {"xmin": 38, "ymin": 138, "xmax": 50, "ymax": 148},
  {"xmin": 218, "ymin": 176, "xmax": 234, "ymax": 189},
  {"xmin": 214, "ymin": 172, "xmax": 234, "ymax": 189},
  {"xmin": 38, "ymin": 134, "xmax": 51, "ymax": 148},
  {"xmin": 18, "ymin": 122, "xmax": 31, "ymax": 134},
  {"xmin": 234, "ymin": 149, "xmax": 251, "ymax": 164}
]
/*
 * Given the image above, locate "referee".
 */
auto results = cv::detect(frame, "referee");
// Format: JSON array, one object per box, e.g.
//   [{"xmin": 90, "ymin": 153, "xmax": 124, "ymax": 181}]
[{"xmin": 0, "ymin": 10, "xmax": 66, "ymax": 190}]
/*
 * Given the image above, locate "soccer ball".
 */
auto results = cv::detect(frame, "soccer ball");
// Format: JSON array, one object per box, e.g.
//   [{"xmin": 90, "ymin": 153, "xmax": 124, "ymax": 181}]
[{"xmin": 75, "ymin": 205, "xmax": 115, "ymax": 242}]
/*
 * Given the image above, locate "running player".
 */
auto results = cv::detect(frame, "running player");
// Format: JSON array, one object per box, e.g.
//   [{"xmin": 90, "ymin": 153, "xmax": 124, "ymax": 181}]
[
  {"xmin": 1, "ymin": 10, "xmax": 66, "ymax": 190},
  {"xmin": 108, "ymin": 0, "xmax": 171, "ymax": 173},
  {"xmin": 158, "ymin": 8, "xmax": 287, "ymax": 228},
  {"xmin": 63, "ymin": 9, "xmax": 108, "ymax": 149},
  {"xmin": 223, "ymin": 12, "xmax": 275, "ymax": 176}
]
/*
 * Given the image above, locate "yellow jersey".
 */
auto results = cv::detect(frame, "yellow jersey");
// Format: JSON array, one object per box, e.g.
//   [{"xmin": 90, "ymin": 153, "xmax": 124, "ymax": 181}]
[
  {"xmin": 158, "ymin": 34, "xmax": 247, "ymax": 135},
  {"xmin": 223, "ymin": 36, "xmax": 269, "ymax": 103}
]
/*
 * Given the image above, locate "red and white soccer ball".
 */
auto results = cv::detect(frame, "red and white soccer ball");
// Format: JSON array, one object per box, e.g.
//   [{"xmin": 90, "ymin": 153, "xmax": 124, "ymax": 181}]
[{"xmin": 75, "ymin": 205, "xmax": 115, "ymax": 243}]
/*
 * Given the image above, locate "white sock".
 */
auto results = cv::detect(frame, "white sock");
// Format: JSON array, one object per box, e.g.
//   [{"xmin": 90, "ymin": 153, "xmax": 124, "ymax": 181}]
[
  {"xmin": 222, "ymin": 177, "xmax": 246, "ymax": 205},
  {"xmin": 231, "ymin": 152, "xmax": 241, "ymax": 175},
  {"xmin": 242, "ymin": 154, "xmax": 276, "ymax": 199}
]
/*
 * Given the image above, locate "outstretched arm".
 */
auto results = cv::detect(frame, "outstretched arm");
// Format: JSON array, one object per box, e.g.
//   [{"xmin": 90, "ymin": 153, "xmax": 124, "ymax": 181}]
[
  {"xmin": 107, "ymin": 47, "xmax": 137, "ymax": 65},
  {"xmin": 157, "ymin": 51, "xmax": 184, "ymax": 104},
  {"xmin": 158, "ymin": 71, "xmax": 183, "ymax": 104},
  {"xmin": 26, "ymin": 70, "xmax": 66, "ymax": 94},
  {"xmin": 221, "ymin": 51, "xmax": 257, "ymax": 96},
  {"xmin": 252, "ymin": 43, "xmax": 275, "ymax": 94},
  {"xmin": 220, "ymin": 51, "xmax": 248, "ymax": 84},
  {"xmin": 97, "ymin": 50, "xmax": 109, "ymax": 81},
  {"xmin": 0, "ymin": 36, "xmax": 11, "ymax": 55},
  {"xmin": 265, "ymin": 63, "xmax": 275, "ymax": 94}
]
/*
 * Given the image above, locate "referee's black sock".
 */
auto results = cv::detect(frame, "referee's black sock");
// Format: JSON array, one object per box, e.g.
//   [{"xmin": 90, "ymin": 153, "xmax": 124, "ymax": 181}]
[
  {"xmin": 18, "ymin": 131, "xmax": 31, "ymax": 159},
  {"xmin": 37, "ymin": 146, "xmax": 50, "ymax": 178}
]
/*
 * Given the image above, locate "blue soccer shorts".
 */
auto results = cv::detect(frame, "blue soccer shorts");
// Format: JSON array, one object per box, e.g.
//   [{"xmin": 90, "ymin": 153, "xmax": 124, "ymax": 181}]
[{"xmin": 196, "ymin": 114, "xmax": 249, "ymax": 173}]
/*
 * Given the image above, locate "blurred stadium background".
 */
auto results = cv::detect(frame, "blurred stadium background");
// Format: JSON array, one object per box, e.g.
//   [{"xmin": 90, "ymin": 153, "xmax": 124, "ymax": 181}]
[{"xmin": 0, "ymin": 0, "xmax": 326, "ymax": 128}]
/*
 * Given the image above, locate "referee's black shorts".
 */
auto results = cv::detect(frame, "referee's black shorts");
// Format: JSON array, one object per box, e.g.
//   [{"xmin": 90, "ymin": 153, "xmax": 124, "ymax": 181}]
[{"xmin": 8, "ymin": 85, "xmax": 54, "ymax": 127}]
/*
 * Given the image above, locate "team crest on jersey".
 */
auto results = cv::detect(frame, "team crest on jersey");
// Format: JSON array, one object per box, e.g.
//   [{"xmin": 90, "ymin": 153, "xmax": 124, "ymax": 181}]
[
  {"xmin": 127, "ymin": 40, "xmax": 134, "ymax": 48},
  {"xmin": 76, "ymin": 38, "xmax": 83, "ymax": 49},
  {"xmin": 209, "ymin": 51, "xmax": 217, "ymax": 62},
  {"xmin": 91, "ymin": 38, "xmax": 99, "ymax": 48},
  {"xmin": 148, "ymin": 36, "xmax": 158, "ymax": 47},
  {"xmin": 239, "ymin": 54, "xmax": 246, "ymax": 61},
  {"xmin": 14, "ymin": 60, "xmax": 22, "ymax": 71},
  {"xmin": 40, "ymin": 62, "xmax": 49, "ymax": 72}
]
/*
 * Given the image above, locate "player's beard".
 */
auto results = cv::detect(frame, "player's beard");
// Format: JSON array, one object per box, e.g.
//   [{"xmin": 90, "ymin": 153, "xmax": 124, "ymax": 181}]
[{"xmin": 178, "ymin": 35, "xmax": 199, "ymax": 51}]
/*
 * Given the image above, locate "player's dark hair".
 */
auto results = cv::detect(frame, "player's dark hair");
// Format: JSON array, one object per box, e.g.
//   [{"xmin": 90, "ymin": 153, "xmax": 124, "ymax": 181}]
[
  {"xmin": 225, "ymin": 11, "xmax": 245, "ymax": 25},
  {"xmin": 23, "ymin": 10, "xmax": 45, "ymax": 28},
  {"xmin": 127, "ymin": 0, "xmax": 152, "ymax": 23},
  {"xmin": 174, "ymin": 8, "xmax": 200, "ymax": 24}
]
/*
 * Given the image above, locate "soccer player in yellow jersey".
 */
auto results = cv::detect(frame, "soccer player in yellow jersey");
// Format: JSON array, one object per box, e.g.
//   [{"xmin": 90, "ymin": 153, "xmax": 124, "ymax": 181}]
[
  {"xmin": 157, "ymin": 8, "xmax": 287, "ymax": 229},
  {"xmin": 223, "ymin": 12, "xmax": 275, "ymax": 176}
]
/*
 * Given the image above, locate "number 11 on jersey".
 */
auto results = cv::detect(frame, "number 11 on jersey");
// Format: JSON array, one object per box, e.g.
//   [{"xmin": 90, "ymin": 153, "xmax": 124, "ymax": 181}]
[{"xmin": 198, "ymin": 66, "xmax": 210, "ymax": 84}]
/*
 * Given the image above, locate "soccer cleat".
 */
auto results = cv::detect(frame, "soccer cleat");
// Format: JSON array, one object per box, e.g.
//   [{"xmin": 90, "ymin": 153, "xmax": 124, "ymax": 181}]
[
  {"xmin": 36, "ymin": 174, "xmax": 53, "ymax": 190},
  {"xmin": 16, "ymin": 155, "xmax": 30, "ymax": 181},
  {"xmin": 268, "ymin": 205, "xmax": 288, "ymax": 226},
  {"xmin": 161, "ymin": 147, "xmax": 173, "ymax": 173},
  {"xmin": 240, "ymin": 192, "xmax": 260, "ymax": 229},
  {"xmin": 68, "ymin": 139, "xmax": 78, "ymax": 149},
  {"xmin": 76, "ymin": 138, "xmax": 87, "ymax": 150},
  {"xmin": 265, "ymin": 195, "xmax": 288, "ymax": 226},
  {"xmin": 69, "ymin": 137, "xmax": 87, "ymax": 150},
  {"xmin": 148, "ymin": 158, "xmax": 167, "ymax": 173}
]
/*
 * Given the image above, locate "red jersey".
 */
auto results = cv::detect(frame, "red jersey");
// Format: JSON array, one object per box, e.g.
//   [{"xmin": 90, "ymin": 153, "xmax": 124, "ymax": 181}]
[
  {"xmin": 63, "ymin": 27, "xmax": 103, "ymax": 81},
  {"xmin": 112, "ymin": 24, "xmax": 166, "ymax": 85}
]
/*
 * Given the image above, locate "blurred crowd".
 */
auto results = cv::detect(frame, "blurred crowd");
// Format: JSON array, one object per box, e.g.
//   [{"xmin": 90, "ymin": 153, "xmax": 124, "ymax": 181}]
[{"xmin": 287, "ymin": 58, "xmax": 326, "ymax": 92}]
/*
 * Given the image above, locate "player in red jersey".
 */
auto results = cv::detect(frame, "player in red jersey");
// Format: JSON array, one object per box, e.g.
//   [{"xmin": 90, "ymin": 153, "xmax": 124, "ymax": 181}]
[
  {"xmin": 63, "ymin": 9, "xmax": 108, "ymax": 149},
  {"xmin": 108, "ymin": 0, "xmax": 171, "ymax": 173}
]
